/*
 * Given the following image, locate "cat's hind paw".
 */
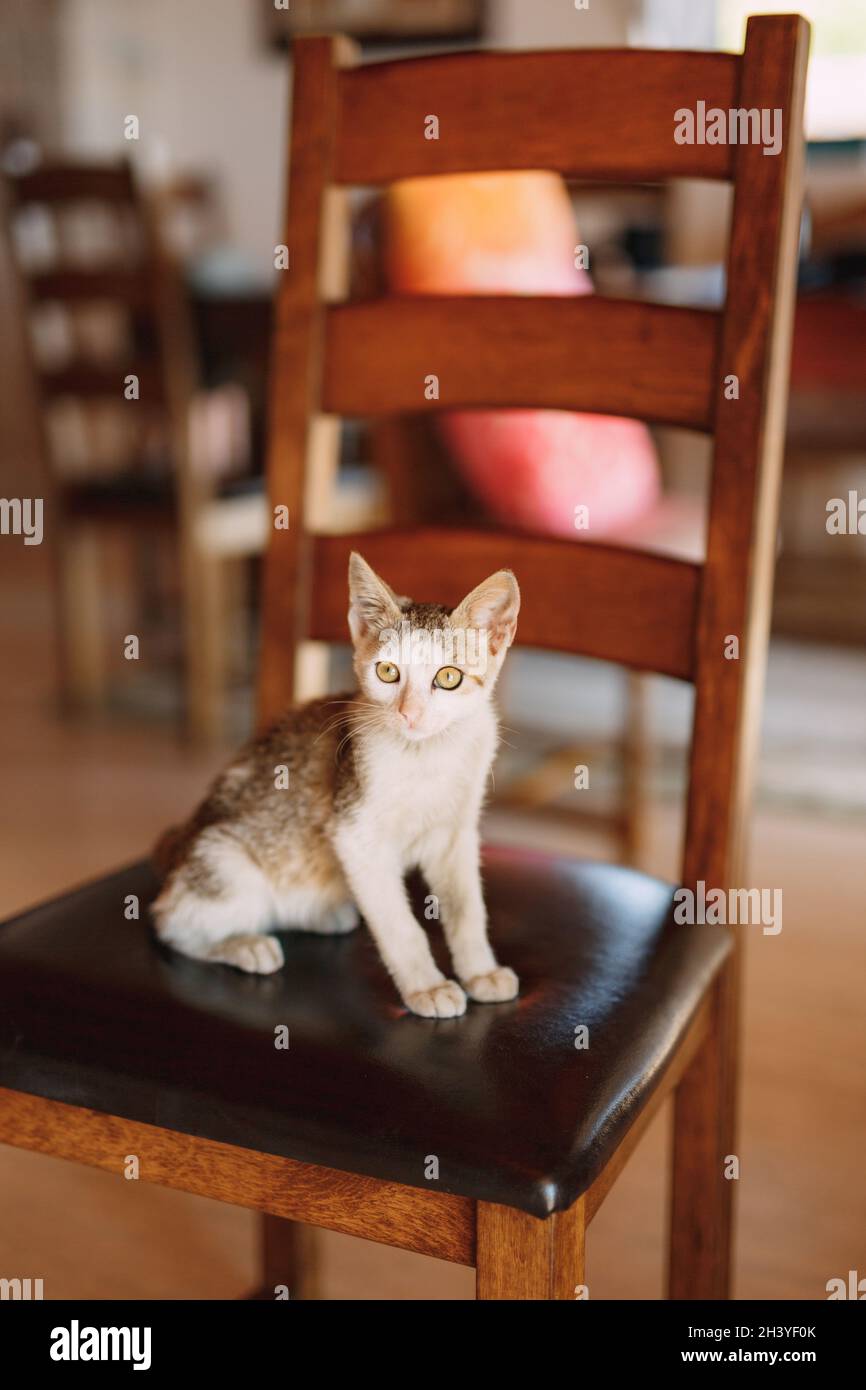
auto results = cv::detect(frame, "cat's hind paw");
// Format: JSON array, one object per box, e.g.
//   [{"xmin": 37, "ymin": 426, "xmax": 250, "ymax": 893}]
[
  {"xmin": 207, "ymin": 934, "xmax": 285, "ymax": 974},
  {"xmin": 464, "ymin": 966, "xmax": 519, "ymax": 1003},
  {"xmin": 406, "ymin": 980, "xmax": 467, "ymax": 1019}
]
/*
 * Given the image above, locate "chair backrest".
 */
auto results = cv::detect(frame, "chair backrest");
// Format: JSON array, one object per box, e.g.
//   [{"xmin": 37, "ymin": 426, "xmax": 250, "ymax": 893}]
[
  {"xmin": 258, "ymin": 16, "xmax": 810, "ymax": 895},
  {"xmin": 2, "ymin": 159, "xmax": 196, "ymax": 488}
]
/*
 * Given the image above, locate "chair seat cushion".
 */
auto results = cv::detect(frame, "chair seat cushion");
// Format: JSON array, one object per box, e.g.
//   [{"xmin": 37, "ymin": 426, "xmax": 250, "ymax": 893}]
[{"xmin": 0, "ymin": 848, "xmax": 730, "ymax": 1216}]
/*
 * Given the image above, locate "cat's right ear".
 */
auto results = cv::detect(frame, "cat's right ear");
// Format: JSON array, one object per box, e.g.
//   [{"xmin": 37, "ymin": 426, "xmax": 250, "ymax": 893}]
[{"xmin": 348, "ymin": 552, "xmax": 403, "ymax": 643}]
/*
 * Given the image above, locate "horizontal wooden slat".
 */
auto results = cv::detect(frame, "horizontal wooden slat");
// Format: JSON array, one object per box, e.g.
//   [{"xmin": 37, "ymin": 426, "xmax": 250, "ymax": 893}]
[
  {"xmin": 29, "ymin": 269, "xmax": 152, "ymax": 304},
  {"xmin": 0, "ymin": 1087, "xmax": 475, "ymax": 1266},
  {"xmin": 336, "ymin": 49, "xmax": 740, "ymax": 185},
  {"xmin": 39, "ymin": 361, "xmax": 165, "ymax": 401},
  {"xmin": 309, "ymin": 528, "xmax": 701, "ymax": 680},
  {"xmin": 321, "ymin": 295, "xmax": 719, "ymax": 430},
  {"xmin": 8, "ymin": 162, "xmax": 136, "ymax": 206}
]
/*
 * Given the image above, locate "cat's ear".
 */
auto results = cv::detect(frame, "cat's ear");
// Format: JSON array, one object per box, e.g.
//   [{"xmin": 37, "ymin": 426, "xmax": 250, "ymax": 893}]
[
  {"xmin": 451, "ymin": 570, "xmax": 520, "ymax": 655},
  {"xmin": 348, "ymin": 552, "xmax": 403, "ymax": 642}
]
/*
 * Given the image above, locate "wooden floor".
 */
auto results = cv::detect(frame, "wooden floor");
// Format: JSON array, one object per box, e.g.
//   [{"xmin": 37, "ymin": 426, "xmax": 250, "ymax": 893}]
[{"xmin": 0, "ymin": 549, "xmax": 864, "ymax": 1299}]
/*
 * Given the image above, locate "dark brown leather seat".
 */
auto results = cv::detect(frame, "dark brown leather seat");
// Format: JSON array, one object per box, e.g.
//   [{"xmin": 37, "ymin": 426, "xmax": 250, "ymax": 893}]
[{"xmin": 0, "ymin": 847, "xmax": 729, "ymax": 1217}]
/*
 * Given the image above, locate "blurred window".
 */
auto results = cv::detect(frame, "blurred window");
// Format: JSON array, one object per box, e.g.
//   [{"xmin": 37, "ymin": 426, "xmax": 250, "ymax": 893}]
[{"xmin": 719, "ymin": 0, "xmax": 866, "ymax": 140}]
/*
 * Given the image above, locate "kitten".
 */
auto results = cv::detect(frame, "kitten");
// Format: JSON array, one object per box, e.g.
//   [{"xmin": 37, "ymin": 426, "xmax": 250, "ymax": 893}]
[{"xmin": 151, "ymin": 553, "xmax": 520, "ymax": 1019}]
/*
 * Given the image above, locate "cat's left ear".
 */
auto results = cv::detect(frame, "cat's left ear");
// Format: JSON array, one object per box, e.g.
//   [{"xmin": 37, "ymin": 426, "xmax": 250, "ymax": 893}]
[{"xmin": 451, "ymin": 570, "xmax": 520, "ymax": 656}]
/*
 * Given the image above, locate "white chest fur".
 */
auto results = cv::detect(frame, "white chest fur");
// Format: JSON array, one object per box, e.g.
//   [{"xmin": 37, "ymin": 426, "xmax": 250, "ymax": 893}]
[{"xmin": 346, "ymin": 706, "xmax": 497, "ymax": 868}]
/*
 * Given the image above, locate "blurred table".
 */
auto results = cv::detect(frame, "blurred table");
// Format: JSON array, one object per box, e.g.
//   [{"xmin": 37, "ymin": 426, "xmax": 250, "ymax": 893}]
[{"xmin": 788, "ymin": 291, "xmax": 866, "ymax": 448}]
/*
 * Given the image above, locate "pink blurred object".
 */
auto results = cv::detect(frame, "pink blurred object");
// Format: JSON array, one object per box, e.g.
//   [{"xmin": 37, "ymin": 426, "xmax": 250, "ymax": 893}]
[
  {"xmin": 384, "ymin": 173, "xmax": 660, "ymax": 538},
  {"xmin": 442, "ymin": 410, "xmax": 661, "ymax": 539}
]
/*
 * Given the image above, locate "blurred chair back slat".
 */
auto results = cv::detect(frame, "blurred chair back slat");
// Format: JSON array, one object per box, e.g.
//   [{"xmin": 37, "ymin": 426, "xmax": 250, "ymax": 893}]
[
  {"xmin": 335, "ymin": 48, "xmax": 740, "ymax": 184},
  {"xmin": 28, "ymin": 268, "xmax": 153, "ymax": 305},
  {"xmin": 323, "ymin": 295, "xmax": 719, "ymax": 430},
  {"xmin": 38, "ymin": 360, "xmax": 166, "ymax": 406},
  {"xmin": 6, "ymin": 162, "xmax": 137, "ymax": 206}
]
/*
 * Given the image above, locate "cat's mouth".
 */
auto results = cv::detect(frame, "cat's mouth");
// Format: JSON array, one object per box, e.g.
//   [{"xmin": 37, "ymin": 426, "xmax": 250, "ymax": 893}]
[
  {"xmin": 397, "ymin": 724, "xmax": 432, "ymax": 744},
  {"xmin": 392, "ymin": 716, "xmax": 448, "ymax": 745}
]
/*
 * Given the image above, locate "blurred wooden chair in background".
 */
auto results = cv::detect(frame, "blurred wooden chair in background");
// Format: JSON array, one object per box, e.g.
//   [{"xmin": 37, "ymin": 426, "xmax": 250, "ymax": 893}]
[
  {"xmin": 1, "ymin": 159, "xmax": 266, "ymax": 741},
  {"xmin": 0, "ymin": 16, "xmax": 808, "ymax": 1300}
]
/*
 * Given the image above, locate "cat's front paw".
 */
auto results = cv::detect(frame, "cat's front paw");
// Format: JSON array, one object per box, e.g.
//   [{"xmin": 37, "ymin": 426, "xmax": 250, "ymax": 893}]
[
  {"xmin": 207, "ymin": 934, "xmax": 285, "ymax": 974},
  {"xmin": 464, "ymin": 966, "xmax": 519, "ymax": 1003},
  {"xmin": 406, "ymin": 980, "xmax": 467, "ymax": 1019}
]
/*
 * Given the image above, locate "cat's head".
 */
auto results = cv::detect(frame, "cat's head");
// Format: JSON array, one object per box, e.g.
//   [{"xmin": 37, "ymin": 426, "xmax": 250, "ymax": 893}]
[{"xmin": 348, "ymin": 552, "xmax": 520, "ymax": 743}]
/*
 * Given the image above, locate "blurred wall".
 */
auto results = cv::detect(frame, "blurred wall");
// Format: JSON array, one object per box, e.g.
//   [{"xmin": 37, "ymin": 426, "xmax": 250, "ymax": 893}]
[
  {"xmin": 58, "ymin": 0, "xmax": 287, "ymax": 267},
  {"xmin": 489, "ymin": 0, "xmax": 635, "ymax": 46},
  {"xmin": 0, "ymin": 0, "xmax": 62, "ymax": 151}
]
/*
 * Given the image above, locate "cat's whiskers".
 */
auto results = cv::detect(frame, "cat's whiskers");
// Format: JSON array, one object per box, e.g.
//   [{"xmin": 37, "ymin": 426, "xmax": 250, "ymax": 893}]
[
  {"xmin": 316, "ymin": 714, "xmax": 357, "ymax": 741},
  {"xmin": 497, "ymin": 722, "xmax": 521, "ymax": 740},
  {"xmin": 315, "ymin": 700, "xmax": 378, "ymax": 744},
  {"xmin": 333, "ymin": 710, "xmax": 387, "ymax": 761}
]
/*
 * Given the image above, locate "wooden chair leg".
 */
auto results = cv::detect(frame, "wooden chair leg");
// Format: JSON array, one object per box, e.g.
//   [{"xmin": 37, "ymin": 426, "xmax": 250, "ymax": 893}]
[
  {"xmin": 258, "ymin": 1215, "xmax": 320, "ymax": 1301},
  {"xmin": 622, "ymin": 669, "xmax": 651, "ymax": 869},
  {"xmin": 183, "ymin": 547, "xmax": 226, "ymax": 744},
  {"xmin": 56, "ymin": 524, "xmax": 108, "ymax": 711},
  {"xmin": 668, "ymin": 964, "xmax": 739, "ymax": 1299},
  {"xmin": 476, "ymin": 1198, "xmax": 585, "ymax": 1300}
]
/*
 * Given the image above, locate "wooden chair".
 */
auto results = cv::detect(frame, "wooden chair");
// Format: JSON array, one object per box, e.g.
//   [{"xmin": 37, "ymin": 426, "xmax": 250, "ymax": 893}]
[
  {"xmin": 0, "ymin": 16, "xmax": 808, "ymax": 1299},
  {"xmin": 1, "ymin": 158, "xmax": 263, "ymax": 741}
]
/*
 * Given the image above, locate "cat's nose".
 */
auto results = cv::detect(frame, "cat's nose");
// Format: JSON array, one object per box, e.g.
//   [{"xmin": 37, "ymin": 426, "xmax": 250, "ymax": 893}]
[{"xmin": 398, "ymin": 706, "xmax": 421, "ymax": 729}]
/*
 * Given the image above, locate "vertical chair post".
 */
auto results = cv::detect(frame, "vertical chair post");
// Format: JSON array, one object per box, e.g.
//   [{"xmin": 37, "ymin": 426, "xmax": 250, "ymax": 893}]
[
  {"xmin": 669, "ymin": 963, "xmax": 740, "ymax": 1299},
  {"xmin": 254, "ymin": 32, "xmax": 358, "ymax": 1298},
  {"xmin": 622, "ymin": 670, "xmax": 651, "ymax": 868},
  {"xmin": 260, "ymin": 1214, "xmax": 320, "ymax": 1301},
  {"xmin": 671, "ymin": 14, "xmax": 810, "ymax": 1300},
  {"xmin": 476, "ymin": 1199, "xmax": 586, "ymax": 1300},
  {"xmin": 56, "ymin": 524, "xmax": 108, "ymax": 710},
  {"xmin": 257, "ymin": 34, "xmax": 357, "ymax": 729}
]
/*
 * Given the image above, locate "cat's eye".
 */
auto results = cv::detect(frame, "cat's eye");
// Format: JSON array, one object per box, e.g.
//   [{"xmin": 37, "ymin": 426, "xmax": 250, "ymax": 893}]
[
  {"xmin": 375, "ymin": 661, "xmax": 400, "ymax": 684},
  {"xmin": 434, "ymin": 666, "xmax": 463, "ymax": 690}
]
